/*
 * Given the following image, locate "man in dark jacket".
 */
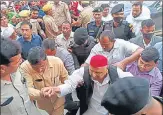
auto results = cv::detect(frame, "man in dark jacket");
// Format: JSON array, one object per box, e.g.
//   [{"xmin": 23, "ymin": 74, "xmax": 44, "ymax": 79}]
[
  {"xmin": 101, "ymin": 77, "xmax": 163, "ymax": 115},
  {"xmin": 71, "ymin": 27, "xmax": 96, "ymax": 66}
]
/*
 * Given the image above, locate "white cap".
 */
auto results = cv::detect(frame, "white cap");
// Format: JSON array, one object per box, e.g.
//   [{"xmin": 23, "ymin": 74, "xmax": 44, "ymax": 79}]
[
  {"xmin": 1, "ymin": 27, "xmax": 14, "ymax": 38},
  {"xmin": 1, "ymin": 4, "xmax": 7, "ymax": 10}
]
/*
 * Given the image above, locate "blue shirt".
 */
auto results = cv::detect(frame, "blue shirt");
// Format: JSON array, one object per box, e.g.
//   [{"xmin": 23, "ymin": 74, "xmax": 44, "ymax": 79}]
[
  {"xmin": 87, "ymin": 21, "xmax": 104, "ymax": 38},
  {"xmin": 17, "ymin": 34, "xmax": 42, "ymax": 60}
]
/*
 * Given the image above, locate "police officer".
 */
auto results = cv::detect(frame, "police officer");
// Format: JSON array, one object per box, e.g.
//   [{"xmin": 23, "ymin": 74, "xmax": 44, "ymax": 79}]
[
  {"xmin": 87, "ymin": 7, "xmax": 105, "ymax": 41},
  {"xmin": 103, "ymin": 4, "xmax": 136, "ymax": 41}
]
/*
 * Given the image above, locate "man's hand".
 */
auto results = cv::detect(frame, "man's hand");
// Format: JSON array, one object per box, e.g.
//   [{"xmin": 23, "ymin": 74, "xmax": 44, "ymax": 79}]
[
  {"xmin": 37, "ymin": 18, "xmax": 43, "ymax": 23},
  {"xmin": 113, "ymin": 62, "xmax": 126, "ymax": 71},
  {"xmin": 40, "ymin": 87, "xmax": 60, "ymax": 98},
  {"xmin": 68, "ymin": 48, "xmax": 72, "ymax": 53}
]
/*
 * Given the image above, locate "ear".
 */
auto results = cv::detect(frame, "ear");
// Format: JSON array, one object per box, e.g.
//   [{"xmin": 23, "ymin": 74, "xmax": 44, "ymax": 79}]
[{"xmin": 0, "ymin": 65, "xmax": 7, "ymax": 74}]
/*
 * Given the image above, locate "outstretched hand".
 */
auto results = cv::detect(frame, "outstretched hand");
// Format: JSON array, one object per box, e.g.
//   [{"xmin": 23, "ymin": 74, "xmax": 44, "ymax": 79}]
[{"xmin": 40, "ymin": 87, "xmax": 60, "ymax": 98}]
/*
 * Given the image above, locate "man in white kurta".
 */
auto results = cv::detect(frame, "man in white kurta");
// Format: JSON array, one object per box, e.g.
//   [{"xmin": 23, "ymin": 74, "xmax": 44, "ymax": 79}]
[{"xmin": 40, "ymin": 55, "xmax": 133, "ymax": 115}]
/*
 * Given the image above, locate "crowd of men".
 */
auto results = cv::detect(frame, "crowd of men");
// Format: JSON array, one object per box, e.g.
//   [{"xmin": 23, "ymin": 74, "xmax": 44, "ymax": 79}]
[{"xmin": 1, "ymin": 1, "xmax": 162, "ymax": 115}]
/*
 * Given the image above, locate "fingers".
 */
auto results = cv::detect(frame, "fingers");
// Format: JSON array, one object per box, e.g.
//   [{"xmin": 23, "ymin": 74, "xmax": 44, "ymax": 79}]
[{"xmin": 41, "ymin": 87, "xmax": 57, "ymax": 98}]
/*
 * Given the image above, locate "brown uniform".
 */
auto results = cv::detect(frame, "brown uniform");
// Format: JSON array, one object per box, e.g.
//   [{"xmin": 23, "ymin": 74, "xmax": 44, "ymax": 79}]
[
  {"xmin": 43, "ymin": 15, "xmax": 58, "ymax": 39},
  {"xmin": 78, "ymin": 6, "xmax": 93, "ymax": 28},
  {"xmin": 20, "ymin": 56, "xmax": 68, "ymax": 115},
  {"xmin": 52, "ymin": 1, "xmax": 71, "ymax": 31}
]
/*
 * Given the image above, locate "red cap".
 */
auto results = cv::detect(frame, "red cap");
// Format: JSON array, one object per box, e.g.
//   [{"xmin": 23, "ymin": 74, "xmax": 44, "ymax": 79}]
[{"xmin": 90, "ymin": 55, "xmax": 108, "ymax": 68}]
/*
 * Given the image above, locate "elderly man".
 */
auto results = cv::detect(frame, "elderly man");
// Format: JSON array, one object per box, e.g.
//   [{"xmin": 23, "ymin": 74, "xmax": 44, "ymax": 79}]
[
  {"xmin": 126, "ymin": 2, "xmax": 151, "ymax": 36},
  {"xmin": 103, "ymin": 4, "xmax": 135, "ymax": 41},
  {"xmin": 56, "ymin": 21, "xmax": 75, "ymax": 49},
  {"xmin": 126, "ymin": 47, "xmax": 162, "ymax": 96},
  {"xmin": 101, "ymin": 77, "xmax": 163, "ymax": 115},
  {"xmin": 84, "ymin": 30, "xmax": 144, "ymax": 70},
  {"xmin": 129, "ymin": 19, "xmax": 162, "ymax": 48},
  {"xmin": 40, "ymin": 55, "xmax": 133, "ymax": 115},
  {"xmin": 42, "ymin": 3, "xmax": 59, "ymax": 39},
  {"xmin": 1, "ymin": 27, "xmax": 18, "ymax": 40},
  {"xmin": 1, "ymin": 38, "xmax": 41, "ymax": 115},
  {"xmin": 17, "ymin": 21, "xmax": 42, "ymax": 60},
  {"xmin": 20, "ymin": 46, "xmax": 68, "ymax": 115},
  {"xmin": 42, "ymin": 38, "xmax": 75, "ymax": 75}
]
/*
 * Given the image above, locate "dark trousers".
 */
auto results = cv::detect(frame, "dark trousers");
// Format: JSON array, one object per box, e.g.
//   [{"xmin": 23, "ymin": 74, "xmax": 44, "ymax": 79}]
[{"xmin": 64, "ymin": 93, "xmax": 79, "ymax": 115}]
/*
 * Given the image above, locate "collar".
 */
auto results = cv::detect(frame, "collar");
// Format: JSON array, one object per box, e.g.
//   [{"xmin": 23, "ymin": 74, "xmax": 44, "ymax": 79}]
[
  {"xmin": 92, "ymin": 75, "xmax": 110, "ymax": 86},
  {"xmin": 1, "ymin": 80, "xmax": 12, "ymax": 86},
  {"xmin": 21, "ymin": 34, "xmax": 35, "ymax": 42},
  {"xmin": 92, "ymin": 21, "xmax": 104, "ymax": 26},
  {"xmin": 63, "ymin": 32, "xmax": 74, "ymax": 41},
  {"xmin": 143, "ymin": 39, "xmax": 151, "ymax": 48},
  {"xmin": 135, "ymin": 62, "xmax": 155, "ymax": 76},
  {"xmin": 98, "ymin": 40, "xmax": 119, "ymax": 52},
  {"xmin": 48, "ymin": 58, "xmax": 54, "ymax": 68}
]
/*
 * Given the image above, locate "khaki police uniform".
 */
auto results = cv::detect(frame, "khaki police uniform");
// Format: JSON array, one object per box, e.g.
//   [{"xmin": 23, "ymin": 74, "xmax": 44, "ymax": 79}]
[
  {"xmin": 52, "ymin": 1, "xmax": 71, "ymax": 31},
  {"xmin": 78, "ymin": 6, "xmax": 93, "ymax": 28},
  {"xmin": 20, "ymin": 56, "xmax": 68, "ymax": 115},
  {"xmin": 1, "ymin": 69, "xmax": 41, "ymax": 115}
]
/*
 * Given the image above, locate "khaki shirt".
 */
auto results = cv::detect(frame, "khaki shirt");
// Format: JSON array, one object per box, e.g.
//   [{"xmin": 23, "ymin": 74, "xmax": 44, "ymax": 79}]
[
  {"xmin": 15, "ymin": 20, "xmax": 44, "ymax": 36},
  {"xmin": 55, "ymin": 32, "xmax": 75, "ymax": 49},
  {"xmin": 52, "ymin": 1, "xmax": 71, "ymax": 27},
  {"xmin": 20, "ymin": 56, "xmax": 68, "ymax": 114},
  {"xmin": 43, "ymin": 15, "xmax": 58, "ymax": 39},
  {"xmin": 78, "ymin": 6, "xmax": 93, "ymax": 28},
  {"xmin": 1, "ymin": 69, "xmax": 41, "ymax": 115},
  {"xmin": 30, "ymin": 19, "xmax": 44, "ymax": 35}
]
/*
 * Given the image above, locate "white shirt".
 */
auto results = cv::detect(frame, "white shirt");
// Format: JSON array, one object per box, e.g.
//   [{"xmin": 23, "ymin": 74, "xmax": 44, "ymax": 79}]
[
  {"xmin": 1, "ymin": 23, "xmax": 14, "ymax": 33},
  {"xmin": 55, "ymin": 32, "xmax": 75, "ymax": 49},
  {"xmin": 143, "ymin": 39, "xmax": 151, "ymax": 48},
  {"xmin": 102, "ymin": 14, "xmax": 113, "ymax": 22},
  {"xmin": 85, "ymin": 39, "xmax": 139, "ymax": 64},
  {"xmin": 58, "ymin": 67, "xmax": 133, "ymax": 115},
  {"xmin": 126, "ymin": 5, "xmax": 151, "ymax": 36}
]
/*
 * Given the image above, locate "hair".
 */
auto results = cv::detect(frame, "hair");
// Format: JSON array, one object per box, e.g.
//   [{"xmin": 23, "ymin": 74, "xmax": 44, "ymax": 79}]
[
  {"xmin": 30, "ymin": 6, "xmax": 39, "ymax": 12},
  {"xmin": 62, "ymin": 20, "xmax": 72, "ymax": 27},
  {"xmin": 0, "ymin": 37, "xmax": 22, "ymax": 65},
  {"xmin": 141, "ymin": 19, "xmax": 155, "ymax": 28},
  {"xmin": 42, "ymin": 38, "xmax": 57, "ymax": 51},
  {"xmin": 141, "ymin": 47, "xmax": 159, "ymax": 63},
  {"xmin": 20, "ymin": 21, "xmax": 32, "ymax": 29},
  {"xmin": 101, "ymin": 4, "xmax": 110, "ymax": 9},
  {"xmin": 27, "ymin": 46, "xmax": 47, "ymax": 65},
  {"xmin": 132, "ymin": 2, "xmax": 143, "ymax": 8},
  {"xmin": 99, "ymin": 30, "xmax": 115, "ymax": 42}
]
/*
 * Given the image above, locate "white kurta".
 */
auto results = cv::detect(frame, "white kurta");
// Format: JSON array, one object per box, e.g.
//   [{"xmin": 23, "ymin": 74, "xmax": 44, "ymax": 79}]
[{"xmin": 58, "ymin": 67, "xmax": 133, "ymax": 115}]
